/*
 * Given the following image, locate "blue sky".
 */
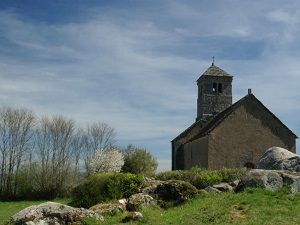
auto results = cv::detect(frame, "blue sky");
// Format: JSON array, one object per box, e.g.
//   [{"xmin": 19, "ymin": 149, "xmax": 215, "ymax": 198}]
[{"xmin": 1, "ymin": 0, "xmax": 300, "ymax": 172}]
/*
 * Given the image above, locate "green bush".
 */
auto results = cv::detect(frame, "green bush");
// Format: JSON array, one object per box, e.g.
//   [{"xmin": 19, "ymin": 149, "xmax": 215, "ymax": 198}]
[
  {"xmin": 71, "ymin": 172, "xmax": 144, "ymax": 208},
  {"xmin": 71, "ymin": 173, "xmax": 113, "ymax": 208},
  {"xmin": 156, "ymin": 167, "xmax": 246, "ymax": 189},
  {"xmin": 107, "ymin": 173, "xmax": 143, "ymax": 199}
]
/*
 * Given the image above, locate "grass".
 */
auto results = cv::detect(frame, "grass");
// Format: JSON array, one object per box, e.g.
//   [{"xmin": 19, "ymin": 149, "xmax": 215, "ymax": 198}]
[{"xmin": 2, "ymin": 188, "xmax": 300, "ymax": 224}]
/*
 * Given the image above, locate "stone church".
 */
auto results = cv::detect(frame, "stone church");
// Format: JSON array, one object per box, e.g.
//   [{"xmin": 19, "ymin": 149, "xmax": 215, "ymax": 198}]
[{"xmin": 171, "ymin": 63, "xmax": 297, "ymax": 170}]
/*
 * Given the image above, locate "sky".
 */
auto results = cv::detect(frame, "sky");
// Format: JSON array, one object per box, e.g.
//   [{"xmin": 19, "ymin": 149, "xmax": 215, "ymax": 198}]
[{"xmin": 0, "ymin": 0, "xmax": 300, "ymax": 172}]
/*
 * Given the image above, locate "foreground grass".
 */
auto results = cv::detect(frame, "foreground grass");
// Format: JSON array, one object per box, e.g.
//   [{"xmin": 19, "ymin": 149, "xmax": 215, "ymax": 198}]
[{"xmin": 2, "ymin": 188, "xmax": 300, "ymax": 224}]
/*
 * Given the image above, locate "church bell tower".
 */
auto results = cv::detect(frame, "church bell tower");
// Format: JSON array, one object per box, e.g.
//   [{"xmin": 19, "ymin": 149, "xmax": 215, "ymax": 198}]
[{"xmin": 196, "ymin": 61, "xmax": 233, "ymax": 121}]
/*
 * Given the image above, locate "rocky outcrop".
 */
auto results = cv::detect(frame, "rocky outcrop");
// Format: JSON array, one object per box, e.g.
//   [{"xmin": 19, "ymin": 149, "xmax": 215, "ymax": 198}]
[
  {"xmin": 236, "ymin": 169, "xmax": 300, "ymax": 194},
  {"xmin": 89, "ymin": 200, "xmax": 126, "ymax": 214},
  {"xmin": 12, "ymin": 202, "xmax": 104, "ymax": 225},
  {"xmin": 127, "ymin": 193, "xmax": 156, "ymax": 211},
  {"xmin": 204, "ymin": 186, "xmax": 221, "ymax": 193},
  {"xmin": 122, "ymin": 212, "xmax": 143, "ymax": 223},
  {"xmin": 143, "ymin": 180, "xmax": 198, "ymax": 202},
  {"xmin": 213, "ymin": 182, "xmax": 234, "ymax": 192},
  {"xmin": 256, "ymin": 147, "xmax": 300, "ymax": 171},
  {"xmin": 236, "ymin": 169, "xmax": 283, "ymax": 192}
]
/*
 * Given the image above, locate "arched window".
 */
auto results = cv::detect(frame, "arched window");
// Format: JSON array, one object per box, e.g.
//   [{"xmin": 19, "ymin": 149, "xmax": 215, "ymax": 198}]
[
  {"xmin": 218, "ymin": 83, "xmax": 223, "ymax": 93},
  {"xmin": 213, "ymin": 83, "xmax": 217, "ymax": 93}
]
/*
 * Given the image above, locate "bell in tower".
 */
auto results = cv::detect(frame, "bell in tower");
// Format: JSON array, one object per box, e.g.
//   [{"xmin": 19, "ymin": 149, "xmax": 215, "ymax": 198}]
[{"xmin": 196, "ymin": 61, "xmax": 233, "ymax": 121}]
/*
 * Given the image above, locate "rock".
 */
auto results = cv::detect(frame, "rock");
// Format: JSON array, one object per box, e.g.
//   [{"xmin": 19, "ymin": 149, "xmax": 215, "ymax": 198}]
[
  {"xmin": 127, "ymin": 193, "xmax": 156, "ymax": 211},
  {"xmin": 142, "ymin": 177, "xmax": 162, "ymax": 188},
  {"xmin": 151, "ymin": 180, "xmax": 198, "ymax": 202},
  {"xmin": 236, "ymin": 169, "xmax": 283, "ymax": 192},
  {"xmin": 213, "ymin": 182, "xmax": 233, "ymax": 192},
  {"xmin": 229, "ymin": 180, "xmax": 240, "ymax": 188},
  {"xmin": 281, "ymin": 172, "xmax": 300, "ymax": 194},
  {"xmin": 256, "ymin": 147, "xmax": 300, "ymax": 171},
  {"xmin": 122, "ymin": 212, "xmax": 143, "ymax": 223},
  {"xmin": 89, "ymin": 202, "xmax": 125, "ymax": 215},
  {"xmin": 204, "ymin": 186, "xmax": 221, "ymax": 193},
  {"xmin": 12, "ymin": 202, "xmax": 104, "ymax": 225}
]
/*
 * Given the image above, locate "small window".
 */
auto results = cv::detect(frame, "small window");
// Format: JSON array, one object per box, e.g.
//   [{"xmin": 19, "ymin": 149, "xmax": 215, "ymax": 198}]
[
  {"xmin": 213, "ymin": 83, "xmax": 217, "ymax": 93},
  {"xmin": 218, "ymin": 83, "xmax": 223, "ymax": 93}
]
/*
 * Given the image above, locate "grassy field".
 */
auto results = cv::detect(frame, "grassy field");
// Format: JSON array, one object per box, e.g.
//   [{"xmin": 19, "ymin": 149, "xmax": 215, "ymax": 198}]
[{"xmin": 1, "ymin": 188, "xmax": 300, "ymax": 225}]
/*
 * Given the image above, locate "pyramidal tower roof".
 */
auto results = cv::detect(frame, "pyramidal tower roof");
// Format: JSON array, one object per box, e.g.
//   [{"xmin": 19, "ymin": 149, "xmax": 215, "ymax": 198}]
[{"xmin": 197, "ymin": 63, "xmax": 233, "ymax": 81}]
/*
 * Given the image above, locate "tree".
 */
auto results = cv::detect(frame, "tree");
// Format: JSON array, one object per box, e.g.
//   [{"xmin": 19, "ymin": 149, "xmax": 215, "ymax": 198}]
[
  {"xmin": 90, "ymin": 148, "xmax": 124, "ymax": 173},
  {"xmin": 122, "ymin": 145, "xmax": 158, "ymax": 177},
  {"xmin": 34, "ymin": 114, "xmax": 76, "ymax": 198},
  {"xmin": 0, "ymin": 107, "xmax": 36, "ymax": 199},
  {"xmin": 83, "ymin": 123, "xmax": 117, "ymax": 174}
]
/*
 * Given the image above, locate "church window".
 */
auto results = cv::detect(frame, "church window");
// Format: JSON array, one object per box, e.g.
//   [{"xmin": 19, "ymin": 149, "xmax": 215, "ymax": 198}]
[
  {"xmin": 218, "ymin": 83, "xmax": 223, "ymax": 93},
  {"xmin": 213, "ymin": 83, "xmax": 217, "ymax": 93}
]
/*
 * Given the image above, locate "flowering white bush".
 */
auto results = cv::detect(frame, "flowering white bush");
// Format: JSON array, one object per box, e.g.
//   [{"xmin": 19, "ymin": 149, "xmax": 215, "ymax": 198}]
[{"xmin": 90, "ymin": 148, "xmax": 124, "ymax": 173}]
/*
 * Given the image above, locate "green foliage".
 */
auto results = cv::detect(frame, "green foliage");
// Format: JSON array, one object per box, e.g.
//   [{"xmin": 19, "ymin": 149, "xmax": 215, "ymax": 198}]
[
  {"xmin": 120, "ymin": 173, "xmax": 144, "ymax": 198},
  {"xmin": 106, "ymin": 173, "xmax": 143, "ymax": 200},
  {"xmin": 71, "ymin": 172, "xmax": 144, "ymax": 208},
  {"xmin": 71, "ymin": 173, "xmax": 114, "ymax": 208},
  {"xmin": 121, "ymin": 145, "xmax": 158, "ymax": 177},
  {"xmin": 156, "ymin": 167, "xmax": 246, "ymax": 189}
]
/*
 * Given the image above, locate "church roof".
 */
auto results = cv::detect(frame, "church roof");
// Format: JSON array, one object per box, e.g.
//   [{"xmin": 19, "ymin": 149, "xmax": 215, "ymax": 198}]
[
  {"xmin": 197, "ymin": 63, "xmax": 232, "ymax": 82},
  {"xmin": 172, "ymin": 93, "xmax": 298, "ymax": 144}
]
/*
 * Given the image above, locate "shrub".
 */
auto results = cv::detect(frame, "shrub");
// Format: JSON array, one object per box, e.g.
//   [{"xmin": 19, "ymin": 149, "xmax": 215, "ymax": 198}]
[
  {"xmin": 71, "ymin": 172, "xmax": 144, "ymax": 208},
  {"xmin": 71, "ymin": 173, "xmax": 113, "ymax": 208},
  {"xmin": 218, "ymin": 167, "xmax": 247, "ymax": 183},
  {"xmin": 107, "ymin": 173, "xmax": 143, "ymax": 199},
  {"xmin": 156, "ymin": 167, "xmax": 245, "ymax": 189}
]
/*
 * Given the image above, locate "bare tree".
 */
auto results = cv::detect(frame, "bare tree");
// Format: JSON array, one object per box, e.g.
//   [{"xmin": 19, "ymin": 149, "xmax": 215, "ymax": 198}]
[
  {"xmin": 70, "ymin": 127, "xmax": 88, "ymax": 182},
  {"xmin": 0, "ymin": 107, "xmax": 36, "ymax": 198},
  {"xmin": 34, "ymin": 114, "xmax": 75, "ymax": 197}
]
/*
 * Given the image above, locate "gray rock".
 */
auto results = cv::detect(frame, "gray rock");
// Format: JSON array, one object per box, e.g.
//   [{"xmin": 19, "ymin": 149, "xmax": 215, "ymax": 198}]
[
  {"xmin": 127, "ymin": 193, "xmax": 156, "ymax": 211},
  {"xmin": 89, "ymin": 202, "xmax": 125, "ymax": 214},
  {"xmin": 256, "ymin": 147, "xmax": 300, "ymax": 171},
  {"xmin": 229, "ymin": 180, "xmax": 240, "ymax": 188},
  {"xmin": 281, "ymin": 172, "xmax": 300, "ymax": 194},
  {"xmin": 213, "ymin": 182, "xmax": 233, "ymax": 192},
  {"xmin": 204, "ymin": 186, "xmax": 221, "ymax": 193},
  {"xmin": 12, "ymin": 202, "xmax": 104, "ymax": 225},
  {"xmin": 122, "ymin": 212, "xmax": 143, "ymax": 223},
  {"xmin": 143, "ymin": 180, "xmax": 198, "ymax": 203},
  {"xmin": 237, "ymin": 169, "xmax": 283, "ymax": 192}
]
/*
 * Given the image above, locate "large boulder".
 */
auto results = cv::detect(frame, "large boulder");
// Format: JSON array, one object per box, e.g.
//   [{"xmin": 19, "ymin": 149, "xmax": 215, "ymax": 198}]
[
  {"xmin": 143, "ymin": 180, "xmax": 198, "ymax": 202},
  {"xmin": 236, "ymin": 169, "xmax": 283, "ymax": 192},
  {"xmin": 236, "ymin": 169, "xmax": 300, "ymax": 194},
  {"xmin": 89, "ymin": 201, "xmax": 126, "ymax": 214},
  {"xmin": 256, "ymin": 147, "xmax": 300, "ymax": 171},
  {"xmin": 213, "ymin": 182, "xmax": 234, "ymax": 192},
  {"xmin": 12, "ymin": 202, "xmax": 104, "ymax": 225},
  {"xmin": 126, "ymin": 193, "xmax": 156, "ymax": 211}
]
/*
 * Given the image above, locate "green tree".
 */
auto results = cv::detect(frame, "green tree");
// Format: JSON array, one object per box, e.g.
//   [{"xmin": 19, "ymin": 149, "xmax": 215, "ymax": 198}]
[{"xmin": 121, "ymin": 145, "xmax": 158, "ymax": 177}]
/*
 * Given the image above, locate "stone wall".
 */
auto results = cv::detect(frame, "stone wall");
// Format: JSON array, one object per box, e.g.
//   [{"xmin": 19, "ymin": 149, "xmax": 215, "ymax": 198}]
[
  {"xmin": 183, "ymin": 136, "xmax": 209, "ymax": 169},
  {"xmin": 207, "ymin": 105, "xmax": 296, "ymax": 169}
]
